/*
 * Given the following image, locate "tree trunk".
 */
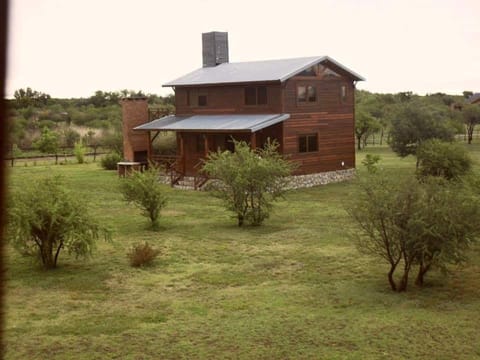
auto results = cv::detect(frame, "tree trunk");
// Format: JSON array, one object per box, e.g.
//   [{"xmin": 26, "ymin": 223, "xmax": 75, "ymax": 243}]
[
  {"xmin": 237, "ymin": 214, "xmax": 244, "ymax": 227},
  {"xmin": 357, "ymin": 135, "xmax": 362, "ymax": 150},
  {"xmin": 388, "ymin": 264, "xmax": 397, "ymax": 291},
  {"xmin": 467, "ymin": 125, "xmax": 474, "ymax": 144},
  {"xmin": 40, "ymin": 240, "xmax": 56, "ymax": 269},
  {"xmin": 415, "ymin": 263, "xmax": 431, "ymax": 287},
  {"xmin": 380, "ymin": 128, "xmax": 384, "ymax": 145},
  {"xmin": 397, "ymin": 262, "xmax": 411, "ymax": 292}
]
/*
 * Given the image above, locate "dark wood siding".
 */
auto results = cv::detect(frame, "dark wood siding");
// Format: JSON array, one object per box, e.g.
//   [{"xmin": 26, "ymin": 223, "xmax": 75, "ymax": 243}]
[
  {"xmin": 282, "ymin": 75, "xmax": 355, "ymax": 174},
  {"xmin": 175, "ymin": 84, "xmax": 283, "ymax": 115},
  {"xmin": 170, "ymin": 64, "xmax": 357, "ymax": 176}
]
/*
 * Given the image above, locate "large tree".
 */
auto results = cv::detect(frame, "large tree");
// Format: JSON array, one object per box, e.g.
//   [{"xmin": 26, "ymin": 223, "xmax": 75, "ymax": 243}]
[{"xmin": 388, "ymin": 101, "xmax": 455, "ymax": 161}]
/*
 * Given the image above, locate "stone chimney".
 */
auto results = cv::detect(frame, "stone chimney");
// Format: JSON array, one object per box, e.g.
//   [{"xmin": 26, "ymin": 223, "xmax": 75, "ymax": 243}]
[
  {"xmin": 121, "ymin": 97, "xmax": 149, "ymax": 163},
  {"xmin": 202, "ymin": 31, "xmax": 229, "ymax": 67}
]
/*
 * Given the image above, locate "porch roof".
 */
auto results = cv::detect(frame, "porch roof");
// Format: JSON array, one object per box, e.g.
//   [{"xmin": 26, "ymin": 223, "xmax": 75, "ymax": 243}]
[{"xmin": 134, "ymin": 114, "xmax": 290, "ymax": 133}]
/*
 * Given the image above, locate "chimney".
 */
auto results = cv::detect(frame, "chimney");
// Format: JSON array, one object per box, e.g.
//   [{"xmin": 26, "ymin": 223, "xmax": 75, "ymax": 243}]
[
  {"xmin": 121, "ymin": 97, "xmax": 149, "ymax": 163},
  {"xmin": 202, "ymin": 31, "xmax": 229, "ymax": 67}
]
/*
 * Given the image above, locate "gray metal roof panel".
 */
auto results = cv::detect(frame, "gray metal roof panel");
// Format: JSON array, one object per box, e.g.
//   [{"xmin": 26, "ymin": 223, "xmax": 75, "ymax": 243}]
[
  {"xmin": 468, "ymin": 93, "xmax": 480, "ymax": 103},
  {"xmin": 163, "ymin": 56, "xmax": 364, "ymax": 87},
  {"xmin": 134, "ymin": 114, "xmax": 290, "ymax": 132}
]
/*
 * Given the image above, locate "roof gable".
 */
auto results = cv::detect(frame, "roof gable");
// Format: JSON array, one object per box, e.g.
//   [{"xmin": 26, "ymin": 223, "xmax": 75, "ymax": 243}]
[{"xmin": 163, "ymin": 56, "xmax": 364, "ymax": 87}]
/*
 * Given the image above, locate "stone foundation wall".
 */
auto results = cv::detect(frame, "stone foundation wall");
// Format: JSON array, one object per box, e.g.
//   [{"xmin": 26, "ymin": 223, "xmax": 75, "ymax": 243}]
[
  {"xmin": 285, "ymin": 168, "xmax": 356, "ymax": 190},
  {"xmin": 161, "ymin": 169, "xmax": 355, "ymax": 190}
]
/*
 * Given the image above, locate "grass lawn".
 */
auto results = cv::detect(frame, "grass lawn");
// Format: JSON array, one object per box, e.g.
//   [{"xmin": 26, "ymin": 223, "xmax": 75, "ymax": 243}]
[{"xmin": 4, "ymin": 145, "xmax": 480, "ymax": 359}]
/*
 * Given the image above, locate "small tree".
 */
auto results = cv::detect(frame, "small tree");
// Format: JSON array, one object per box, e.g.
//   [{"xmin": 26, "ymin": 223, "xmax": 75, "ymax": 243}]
[
  {"xmin": 7, "ymin": 176, "xmax": 110, "ymax": 269},
  {"xmin": 35, "ymin": 127, "xmax": 60, "ymax": 164},
  {"xmin": 416, "ymin": 139, "xmax": 472, "ymax": 180},
  {"xmin": 202, "ymin": 140, "xmax": 293, "ymax": 226},
  {"xmin": 355, "ymin": 109, "xmax": 380, "ymax": 150},
  {"xmin": 120, "ymin": 165, "xmax": 167, "ymax": 230},
  {"xmin": 462, "ymin": 104, "xmax": 480, "ymax": 144},
  {"xmin": 74, "ymin": 141, "xmax": 87, "ymax": 164},
  {"xmin": 361, "ymin": 154, "xmax": 381, "ymax": 174},
  {"xmin": 348, "ymin": 174, "xmax": 480, "ymax": 292}
]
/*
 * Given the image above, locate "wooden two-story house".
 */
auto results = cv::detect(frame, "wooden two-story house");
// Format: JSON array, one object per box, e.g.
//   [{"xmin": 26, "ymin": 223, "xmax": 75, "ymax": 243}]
[{"xmin": 123, "ymin": 31, "xmax": 364, "ymax": 188}]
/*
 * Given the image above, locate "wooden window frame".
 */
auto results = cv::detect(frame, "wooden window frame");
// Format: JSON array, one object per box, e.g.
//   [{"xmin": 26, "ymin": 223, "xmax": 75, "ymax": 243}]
[
  {"xmin": 296, "ymin": 84, "xmax": 317, "ymax": 105},
  {"xmin": 298, "ymin": 133, "xmax": 318, "ymax": 153},
  {"xmin": 244, "ymin": 86, "xmax": 268, "ymax": 106}
]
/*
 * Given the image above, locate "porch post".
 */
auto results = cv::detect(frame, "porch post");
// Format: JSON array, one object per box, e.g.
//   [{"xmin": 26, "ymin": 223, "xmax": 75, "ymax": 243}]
[
  {"xmin": 250, "ymin": 132, "xmax": 257, "ymax": 150},
  {"xmin": 204, "ymin": 134, "xmax": 209, "ymax": 158},
  {"xmin": 179, "ymin": 133, "xmax": 185, "ymax": 174},
  {"xmin": 147, "ymin": 131, "xmax": 152, "ymax": 163}
]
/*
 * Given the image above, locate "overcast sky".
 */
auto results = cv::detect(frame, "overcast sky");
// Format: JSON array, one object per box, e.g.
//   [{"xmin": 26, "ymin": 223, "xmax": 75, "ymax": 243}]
[{"xmin": 5, "ymin": 0, "xmax": 480, "ymax": 98}]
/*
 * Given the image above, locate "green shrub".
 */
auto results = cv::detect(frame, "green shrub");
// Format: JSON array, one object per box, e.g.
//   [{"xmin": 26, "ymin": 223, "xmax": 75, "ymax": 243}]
[
  {"xmin": 101, "ymin": 152, "xmax": 122, "ymax": 170},
  {"xmin": 202, "ymin": 139, "xmax": 294, "ymax": 226},
  {"xmin": 416, "ymin": 139, "xmax": 472, "ymax": 180},
  {"xmin": 7, "ymin": 176, "xmax": 110, "ymax": 269},
  {"xmin": 127, "ymin": 242, "xmax": 161, "ymax": 267},
  {"xmin": 74, "ymin": 141, "xmax": 87, "ymax": 164},
  {"xmin": 361, "ymin": 154, "xmax": 381, "ymax": 174},
  {"xmin": 120, "ymin": 165, "xmax": 167, "ymax": 230}
]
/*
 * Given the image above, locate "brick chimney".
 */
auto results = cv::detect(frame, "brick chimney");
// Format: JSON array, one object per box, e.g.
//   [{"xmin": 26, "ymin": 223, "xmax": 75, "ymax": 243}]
[
  {"xmin": 202, "ymin": 31, "xmax": 229, "ymax": 67},
  {"xmin": 121, "ymin": 97, "xmax": 149, "ymax": 163}
]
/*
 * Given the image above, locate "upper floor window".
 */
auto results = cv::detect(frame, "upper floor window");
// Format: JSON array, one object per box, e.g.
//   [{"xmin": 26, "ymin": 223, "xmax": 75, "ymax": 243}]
[
  {"xmin": 297, "ymin": 85, "xmax": 316, "ymax": 103},
  {"xmin": 245, "ymin": 86, "xmax": 267, "ymax": 105},
  {"xmin": 188, "ymin": 90, "xmax": 208, "ymax": 107}
]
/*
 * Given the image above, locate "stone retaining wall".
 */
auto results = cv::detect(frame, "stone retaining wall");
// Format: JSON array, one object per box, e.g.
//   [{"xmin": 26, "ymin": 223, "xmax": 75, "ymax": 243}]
[
  {"xmin": 285, "ymin": 168, "xmax": 356, "ymax": 190},
  {"xmin": 161, "ymin": 169, "xmax": 356, "ymax": 190}
]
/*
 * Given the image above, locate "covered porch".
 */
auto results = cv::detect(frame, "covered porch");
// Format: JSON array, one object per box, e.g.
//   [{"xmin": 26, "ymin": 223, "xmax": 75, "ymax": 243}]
[{"xmin": 134, "ymin": 114, "xmax": 289, "ymax": 188}]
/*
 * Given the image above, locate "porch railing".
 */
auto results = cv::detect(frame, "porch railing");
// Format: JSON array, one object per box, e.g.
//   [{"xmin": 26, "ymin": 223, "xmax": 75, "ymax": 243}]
[
  {"xmin": 193, "ymin": 161, "xmax": 209, "ymax": 190},
  {"xmin": 151, "ymin": 154, "xmax": 183, "ymax": 187}
]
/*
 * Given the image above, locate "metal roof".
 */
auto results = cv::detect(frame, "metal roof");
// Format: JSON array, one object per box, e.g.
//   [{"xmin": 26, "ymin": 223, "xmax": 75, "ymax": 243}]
[
  {"xmin": 163, "ymin": 56, "xmax": 364, "ymax": 87},
  {"xmin": 468, "ymin": 93, "xmax": 480, "ymax": 104},
  {"xmin": 134, "ymin": 114, "xmax": 290, "ymax": 133}
]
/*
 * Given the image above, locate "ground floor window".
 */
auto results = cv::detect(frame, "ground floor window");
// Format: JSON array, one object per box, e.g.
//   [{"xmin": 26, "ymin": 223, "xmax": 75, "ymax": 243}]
[{"xmin": 298, "ymin": 134, "xmax": 318, "ymax": 153}]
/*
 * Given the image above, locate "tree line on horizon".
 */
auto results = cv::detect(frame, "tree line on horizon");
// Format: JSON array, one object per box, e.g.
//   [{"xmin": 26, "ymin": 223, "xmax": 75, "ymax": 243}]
[{"xmin": 5, "ymin": 87, "xmax": 480, "ymax": 160}]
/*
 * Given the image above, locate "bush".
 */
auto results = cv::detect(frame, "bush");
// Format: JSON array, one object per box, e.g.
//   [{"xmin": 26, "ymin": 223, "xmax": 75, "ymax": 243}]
[
  {"xmin": 416, "ymin": 139, "xmax": 472, "ymax": 180},
  {"xmin": 120, "ymin": 165, "xmax": 167, "ymax": 230},
  {"xmin": 361, "ymin": 154, "xmax": 381, "ymax": 174},
  {"xmin": 127, "ymin": 242, "xmax": 161, "ymax": 267},
  {"xmin": 202, "ymin": 139, "xmax": 294, "ymax": 226},
  {"xmin": 74, "ymin": 141, "xmax": 87, "ymax": 164},
  {"xmin": 101, "ymin": 152, "xmax": 122, "ymax": 170},
  {"xmin": 7, "ymin": 176, "xmax": 110, "ymax": 269}
]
